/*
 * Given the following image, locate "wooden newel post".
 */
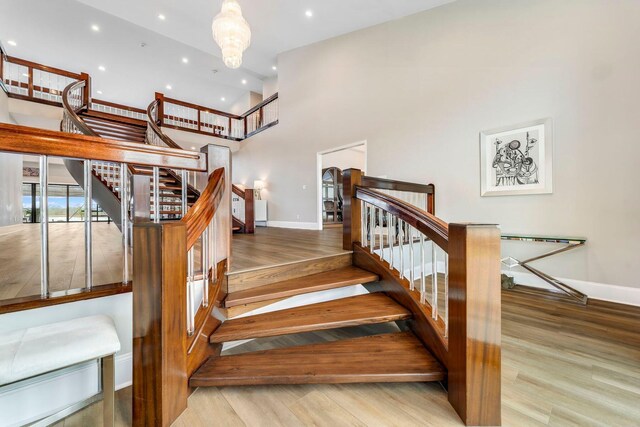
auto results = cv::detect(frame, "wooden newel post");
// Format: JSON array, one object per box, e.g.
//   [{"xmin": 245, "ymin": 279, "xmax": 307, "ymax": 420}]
[
  {"xmin": 342, "ymin": 168, "xmax": 363, "ymax": 250},
  {"xmin": 133, "ymin": 222, "xmax": 188, "ymax": 426},
  {"xmin": 447, "ymin": 223, "xmax": 502, "ymax": 426},
  {"xmin": 81, "ymin": 72, "xmax": 91, "ymax": 107},
  {"xmin": 244, "ymin": 188, "xmax": 255, "ymax": 234},
  {"xmin": 155, "ymin": 92, "xmax": 165, "ymax": 126}
]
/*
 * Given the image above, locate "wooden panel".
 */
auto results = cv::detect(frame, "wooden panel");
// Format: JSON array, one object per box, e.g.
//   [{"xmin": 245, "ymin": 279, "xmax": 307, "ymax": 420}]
[
  {"xmin": 132, "ymin": 223, "xmax": 188, "ymax": 427},
  {"xmin": 225, "ymin": 266, "xmax": 378, "ymax": 308},
  {"xmin": 191, "ymin": 331, "xmax": 444, "ymax": 386},
  {"xmin": 447, "ymin": 223, "xmax": 501, "ymax": 427},
  {"xmin": 342, "ymin": 168, "xmax": 363, "ymax": 250},
  {"xmin": 0, "ymin": 123, "xmax": 206, "ymax": 171},
  {"xmin": 227, "ymin": 253, "xmax": 352, "ymax": 293},
  {"xmin": 243, "ymin": 189, "xmax": 255, "ymax": 234},
  {"xmin": 352, "ymin": 245, "xmax": 449, "ymax": 367},
  {"xmin": 210, "ymin": 293, "xmax": 411, "ymax": 343},
  {"xmin": 0, "ymin": 282, "xmax": 131, "ymax": 315},
  {"xmin": 361, "ymin": 175, "xmax": 434, "ymax": 194}
]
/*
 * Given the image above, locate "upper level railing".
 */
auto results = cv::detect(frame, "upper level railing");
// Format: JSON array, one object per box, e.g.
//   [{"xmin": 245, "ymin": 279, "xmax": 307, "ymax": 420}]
[
  {"xmin": 343, "ymin": 168, "xmax": 501, "ymax": 426},
  {"xmin": 154, "ymin": 92, "xmax": 279, "ymax": 141}
]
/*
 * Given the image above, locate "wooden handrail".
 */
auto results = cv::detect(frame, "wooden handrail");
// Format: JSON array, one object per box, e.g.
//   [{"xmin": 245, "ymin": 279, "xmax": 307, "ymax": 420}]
[
  {"xmin": 355, "ymin": 186, "xmax": 448, "ymax": 251},
  {"xmin": 62, "ymin": 80, "xmax": 98, "ymax": 136},
  {"xmin": 6, "ymin": 56, "xmax": 85, "ymax": 81},
  {"xmin": 181, "ymin": 168, "xmax": 225, "ymax": 249},
  {"xmin": 232, "ymin": 184, "xmax": 245, "ymax": 198},
  {"xmin": 163, "ymin": 95, "xmax": 242, "ymax": 120},
  {"xmin": 361, "ymin": 176, "xmax": 434, "ymax": 195},
  {"xmin": 240, "ymin": 92, "xmax": 279, "ymax": 118},
  {"xmin": 0, "ymin": 123, "xmax": 206, "ymax": 171}
]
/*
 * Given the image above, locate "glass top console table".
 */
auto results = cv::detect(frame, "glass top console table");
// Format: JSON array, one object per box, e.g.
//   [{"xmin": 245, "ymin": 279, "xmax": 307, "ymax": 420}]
[{"xmin": 501, "ymin": 234, "xmax": 588, "ymax": 304}]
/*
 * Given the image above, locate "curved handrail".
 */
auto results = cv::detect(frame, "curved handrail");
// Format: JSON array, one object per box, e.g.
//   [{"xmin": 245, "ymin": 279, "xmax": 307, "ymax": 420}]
[
  {"xmin": 355, "ymin": 186, "xmax": 449, "ymax": 251},
  {"xmin": 181, "ymin": 168, "xmax": 225, "ymax": 250},
  {"xmin": 146, "ymin": 99, "xmax": 183, "ymax": 150},
  {"xmin": 62, "ymin": 80, "xmax": 98, "ymax": 137}
]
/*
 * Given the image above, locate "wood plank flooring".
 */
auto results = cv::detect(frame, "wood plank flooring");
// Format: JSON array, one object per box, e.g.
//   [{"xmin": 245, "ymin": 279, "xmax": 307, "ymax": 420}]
[
  {"xmin": 0, "ymin": 223, "xmax": 124, "ymax": 301},
  {"xmin": 230, "ymin": 227, "xmax": 347, "ymax": 272},
  {"xmin": 53, "ymin": 290, "xmax": 640, "ymax": 426}
]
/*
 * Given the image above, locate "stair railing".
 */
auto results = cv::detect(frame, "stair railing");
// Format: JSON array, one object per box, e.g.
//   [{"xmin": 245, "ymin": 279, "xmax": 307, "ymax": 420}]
[
  {"xmin": 343, "ymin": 168, "xmax": 501, "ymax": 427},
  {"xmin": 232, "ymin": 184, "xmax": 255, "ymax": 233}
]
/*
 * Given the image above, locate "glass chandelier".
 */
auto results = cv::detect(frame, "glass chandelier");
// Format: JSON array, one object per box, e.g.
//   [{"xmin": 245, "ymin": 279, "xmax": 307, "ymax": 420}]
[{"xmin": 212, "ymin": 0, "xmax": 251, "ymax": 69}]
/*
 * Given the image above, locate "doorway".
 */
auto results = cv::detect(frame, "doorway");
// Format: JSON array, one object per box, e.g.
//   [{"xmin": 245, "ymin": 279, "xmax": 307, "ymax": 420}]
[{"xmin": 317, "ymin": 141, "xmax": 367, "ymax": 230}]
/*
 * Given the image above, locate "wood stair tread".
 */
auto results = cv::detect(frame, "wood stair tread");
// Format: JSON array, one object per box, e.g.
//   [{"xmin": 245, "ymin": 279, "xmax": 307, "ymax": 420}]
[
  {"xmin": 225, "ymin": 266, "xmax": 379, "ymax": 308},
  {"xmin": 210, "ymin": 293, "xmax": 411, "ymax": 343},
  {"xmin": 191, "ymin": 331, "xmax": 444, "ymax": 386}
]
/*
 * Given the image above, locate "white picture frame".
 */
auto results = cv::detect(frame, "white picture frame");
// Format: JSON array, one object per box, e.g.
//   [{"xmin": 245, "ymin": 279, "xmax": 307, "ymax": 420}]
[{"xmin": 480, "ymin": 118, "xmax": 553, "ymax": 196}]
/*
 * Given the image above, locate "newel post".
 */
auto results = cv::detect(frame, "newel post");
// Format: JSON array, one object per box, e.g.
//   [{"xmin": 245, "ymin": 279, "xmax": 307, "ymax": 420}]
[
  {"xmin": 342, "ymin": 168, "xmax": 363, "ymax": 250},
  {"xmin": 155, "ymin": 92, "xmax": 165, "ymax": 126},
  {"xmin": 244, "ymin": 188, "xmax": 255, "ymax": 234},
  {"xmin": 81, "ymin": 72, "xmax": 91, "ymax": 107},
  {"xmin": 447, "ymin": 223, "xmax": 502, "ymax": 426},
  {"xmin": 132, "ymin": 222, "xmax": 188, "ymax": 427}
]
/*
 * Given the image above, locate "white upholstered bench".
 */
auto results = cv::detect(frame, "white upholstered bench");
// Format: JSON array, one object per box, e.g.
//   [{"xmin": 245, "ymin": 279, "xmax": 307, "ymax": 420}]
[{"xmin": 0, "ymin": 314, "xmax": 121, "ymax": 426}]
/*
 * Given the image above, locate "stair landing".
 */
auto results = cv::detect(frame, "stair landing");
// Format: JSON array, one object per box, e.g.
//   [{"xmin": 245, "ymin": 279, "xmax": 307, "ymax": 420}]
[{"xmin": 191, "ymin": 331, "xmax": 445, "ymax": 387}]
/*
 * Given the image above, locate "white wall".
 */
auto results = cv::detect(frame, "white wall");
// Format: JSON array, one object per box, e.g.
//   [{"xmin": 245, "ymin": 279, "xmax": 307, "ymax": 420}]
[
  {"xmin": 263, "ymin": 76, "xmax": 279, "ymax": 98},
  {"xmin": 321, "ymin": 146, "xmax": 366, "ymax": 172},
  {"xmin": 233, "ymin": 0, "xmax": 640, "ymax": 290}
]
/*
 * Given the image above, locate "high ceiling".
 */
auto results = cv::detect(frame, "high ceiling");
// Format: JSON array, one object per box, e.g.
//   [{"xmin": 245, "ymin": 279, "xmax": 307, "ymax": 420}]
[{"xmin": 1, "ymin": 0, "xmax": 453, "ymax": 110}]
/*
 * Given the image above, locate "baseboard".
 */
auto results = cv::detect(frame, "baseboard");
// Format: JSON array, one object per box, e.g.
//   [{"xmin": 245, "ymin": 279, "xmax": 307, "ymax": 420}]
[
  {"xmin": 0, "ymin": 352, "xmax": 132, "ymax": 427},
  {"xmin": 505, "ymin": 270, "xmax": 640, "ymax": 307},
  {"xmin": 266, "ymin": 220, "xmax": 320, "ymax": 230}
]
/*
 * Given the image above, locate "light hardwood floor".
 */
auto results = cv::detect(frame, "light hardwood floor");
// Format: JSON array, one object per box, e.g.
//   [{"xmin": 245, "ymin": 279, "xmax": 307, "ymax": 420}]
[{"xmin": 52, "ymin": 289, "xmax": 640, "ymax": 426}]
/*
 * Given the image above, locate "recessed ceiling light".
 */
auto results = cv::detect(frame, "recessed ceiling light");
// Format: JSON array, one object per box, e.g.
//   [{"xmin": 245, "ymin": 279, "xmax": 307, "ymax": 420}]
[
  {"xmin": 182, "ymin": 57, "xmax": 189, "ymax": 64},
  {"xmin": 305, "ymin": 10, "xmax": 313, "ymax": 17},
  {"xmin": 166, "ymin": 84, "xmax": 172, "ymax": 90},
  {"xmin": 272, "ymin": 65, "xmax": 277, "ymax": 70},
  {"xmin": 241, "ymin": 79, "xmax": 247, "ymax": 85},
  {"xmin": 158, "ymin": 14, "xmax": 166, "ymax": 20},
  {"xmin": 221, "ymin": 97, "xmax": 226, "ymax": 101},
  {"xmin": 98, "ymin": 65, "xmax": 106, "ymax": 71},
  {"xmin": 191, "ymin": 146, "xmax": 196, "ymax": 150},
  {"xmin": 97, "ymin": 90, "xmax": 103, "ymax": 95},
  {"xmin": 7, "ymin": 40, "xmax": 16, "ymax": 46},
  {"xmin": 91, "ymin": 24, "xmax": 100, "ymax": 32}
]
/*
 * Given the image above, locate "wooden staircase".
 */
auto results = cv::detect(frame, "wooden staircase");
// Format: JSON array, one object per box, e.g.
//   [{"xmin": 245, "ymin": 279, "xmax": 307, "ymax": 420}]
[{"xmin": 189, "ymin": 264, "xmax": 445, "ymax": 389}]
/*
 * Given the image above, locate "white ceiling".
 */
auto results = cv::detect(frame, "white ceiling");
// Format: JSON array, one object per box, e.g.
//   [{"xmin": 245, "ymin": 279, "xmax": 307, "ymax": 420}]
[{"xmin": 1, "ymin": 0, "xmax": 453, "ymax": 110}]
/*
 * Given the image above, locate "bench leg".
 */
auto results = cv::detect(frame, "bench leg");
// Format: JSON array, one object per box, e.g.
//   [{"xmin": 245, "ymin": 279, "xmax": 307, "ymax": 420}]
[{"xmin": 101, "ymin": 354, "xmax": 115, "ymax": 427}]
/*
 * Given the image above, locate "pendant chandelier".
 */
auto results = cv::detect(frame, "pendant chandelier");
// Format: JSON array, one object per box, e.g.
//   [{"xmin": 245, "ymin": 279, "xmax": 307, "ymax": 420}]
[{"xmin": 212, "ymin": 0, "xmax": 252, "ymax": 69}]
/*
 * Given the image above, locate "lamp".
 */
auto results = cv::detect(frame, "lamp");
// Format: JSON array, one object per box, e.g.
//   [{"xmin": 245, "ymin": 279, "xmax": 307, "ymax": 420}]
[
  {"xmin": 212, "ymin": 0, "xmax": 252, "ymax": 69},
  {"xmin": 253, "ymin": 180, "xmax": 265, "ymax": 200}
]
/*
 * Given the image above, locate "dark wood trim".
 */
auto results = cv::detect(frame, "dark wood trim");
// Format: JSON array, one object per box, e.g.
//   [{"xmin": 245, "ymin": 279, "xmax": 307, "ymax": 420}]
[
  {"xmin": 244, "ymin": 119, "xmax": 279, "ymax": 139},
  {"xmin": 146, "ymin": 99, "xmax": 182, "ymax": 149},
  {"xmin": 0, "ymin": 282, "xmax": 132, "ymax": 315},
  {"xmin": 355, "ymin": 185, "xmax": 449, "ymax": 251},
  {"xmin": 447, "ymin": 223, "xmax": 501, "ymax": 426},
  {"xmin": 361, "ymin": 175, "xmax": 434, "ymax": 194},
  {"xmin": 6, "ymin": 92, "xmax": 62, "ymax": 108},
  {"xmin": 163, "ymin": 95, "xmax": 242, "ymax": 120},
  {"xmin": 427, "ymin": 185, "xmax": 435, "ymax": 215},
  {"xmin": 243, "ymin": 189, "xmax": 255, "ymax": 234},
  {"xmin": 92, "ymin": 98, "xmax": 146, "ymax": 114},
  {"xmin": 133, "ymin": 222, "xmax": 188, "ymax": 427},
  {"xmin": 81, "ymin": 109, "xmax": 147, "ymax": 128},
  {"xmin": 160, "ymin": 123, "xmax": 243, "ymax": 142},
  {"xmin": 342, "ymin": 168, "xmax": 363, "ymax": 250},
  {"xmin": 5, "ymin": 56, "xmax": 84, "ymax": 80},
  {"xmin": 0, "ymin": 123, "xmax": 207, "ymax": 171}
]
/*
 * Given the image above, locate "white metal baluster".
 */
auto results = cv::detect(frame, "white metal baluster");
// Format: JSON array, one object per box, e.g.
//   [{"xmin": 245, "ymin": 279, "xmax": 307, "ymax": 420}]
[
  {"xmin": 152, "ymin": 167, "xmax": 160, "ymax": 223},
  {"xmin": 361, "ymin": 202, "xmax": 366, "ymax": 246},
  {"xmin": 387, "ymin": 212, "xmax": 393, "ymax": 268},
  {"xmin": 378, "ymin": 208, "xmax": 384, "ymax": 260},
  {"xmin": 84, "ymin": 160, "xmax": 93, "ymax": 289},
  {"xmin": 181, "ymin": 170, "xmax": 188, "ymax": 217},
  {"xmin": 186, "ymin": 249, "xmax": 194, "ymax": 336},
  {"xmin": 39, "ymin": 155, "xmax": 49, "ymax": 297},
  {"xmin": 431, "ymin": 242, "xmax": 438, "ymax": 320},
  {"xmin": 444, "ymin": 253, "xmax": 449, "ymax": 337},
  {"xmin": 369, "ymin": 206, "xmax": 375, "ymax": 252},
  {"xmin": 120, "ymin": 162, "xmax": 129, "ymax": 283},
  {"xmin": 399, "ymin": 220, "xmax": 404, "ymax": 279},
  {"xmin": 409, "ymin": 226, "xmax": 414, "ymax": 290},
  {"xmin": 202, "ymin": 228, "xmax": 209, "ymax": 308},
  {"xmin": 212, "ymin": 217, "xmax": 217, "ymax": 279},
  {"xmin": 420, "ymin": 233, "xmax": 426, "ymax": 304}
]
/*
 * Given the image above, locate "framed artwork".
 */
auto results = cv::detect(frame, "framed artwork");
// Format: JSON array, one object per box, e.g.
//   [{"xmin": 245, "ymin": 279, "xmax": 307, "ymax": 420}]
[{"xmin": 480, "ymin": 118, "xmax": 553, "ymax": 196}]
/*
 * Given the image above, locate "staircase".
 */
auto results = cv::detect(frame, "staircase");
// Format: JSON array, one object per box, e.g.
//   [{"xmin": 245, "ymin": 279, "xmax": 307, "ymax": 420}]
[{"xmin": 191, "ymin": 265, "xmax": 445, "ymax": 386}]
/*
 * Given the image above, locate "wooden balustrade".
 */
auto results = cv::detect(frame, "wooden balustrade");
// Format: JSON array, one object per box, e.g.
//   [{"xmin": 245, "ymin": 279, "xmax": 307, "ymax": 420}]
[
  {"xmin": 343, "ymin": 168, "xmax": 501, "ymax": 426},
  {"xmin": 231, "ymin": 184, "xmax": 255, "ymax": 234},
  {"xmin": 154, "ymin": 92, "xmax": 279, "ymax": 141}
]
